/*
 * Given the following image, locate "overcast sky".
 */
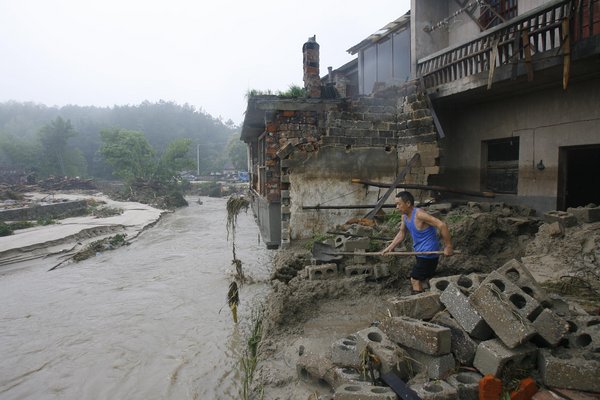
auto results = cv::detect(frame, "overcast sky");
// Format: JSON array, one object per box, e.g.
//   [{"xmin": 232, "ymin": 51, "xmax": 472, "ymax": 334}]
[{"xmin": 0, "ymin": 1, "xmax": 410, "ymax": 125}]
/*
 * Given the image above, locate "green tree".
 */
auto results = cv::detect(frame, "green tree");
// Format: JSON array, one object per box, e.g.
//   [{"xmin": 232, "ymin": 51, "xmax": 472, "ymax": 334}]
[
  {"xmin": 100, "ymin": 129, "xmax": 193, "ymax": 184},
  {"xmin": 38, "ymin": 116, "xmax": 78, "ymax": 176},
  {"xmin": 99, "ymin": 129, "xmax": 155, "ymax": 182},
  {"xmin": 227, "ymin": 133, "xmax": 248, "ymax": 171},
  {"xmin": 0, "ymin": 131, "xmax": 41, "ymax": 171}
]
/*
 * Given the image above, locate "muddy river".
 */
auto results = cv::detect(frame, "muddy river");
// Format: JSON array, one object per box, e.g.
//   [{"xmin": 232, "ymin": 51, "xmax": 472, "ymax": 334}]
[{"xmin": 0, "ymin": 197, "xmax": 272, "ymax": 399}]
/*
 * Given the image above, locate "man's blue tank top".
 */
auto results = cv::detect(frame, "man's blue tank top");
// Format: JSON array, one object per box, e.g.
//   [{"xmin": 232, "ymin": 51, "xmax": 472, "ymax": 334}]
[{"xmin": 405, "ymin": 208, "xmax": 440, "ymax": 258}]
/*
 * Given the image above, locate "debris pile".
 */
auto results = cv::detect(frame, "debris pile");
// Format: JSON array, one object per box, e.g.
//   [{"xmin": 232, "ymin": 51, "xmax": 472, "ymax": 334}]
[{"xmin": 295, "ymin": 258, "xmax": 600, "ymax": 399}]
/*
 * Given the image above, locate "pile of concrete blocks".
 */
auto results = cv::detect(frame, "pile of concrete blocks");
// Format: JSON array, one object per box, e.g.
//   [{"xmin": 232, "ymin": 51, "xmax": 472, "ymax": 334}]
[{"xmin": 297, "ymin": 258, "xmax": 600, "ymax": 399}]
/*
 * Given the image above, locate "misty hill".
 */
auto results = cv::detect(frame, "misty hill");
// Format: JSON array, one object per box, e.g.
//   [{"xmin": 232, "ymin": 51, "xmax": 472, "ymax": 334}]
[{"xmin": 0, "ymin": 100, "xmax": 238, "ymax": 178}]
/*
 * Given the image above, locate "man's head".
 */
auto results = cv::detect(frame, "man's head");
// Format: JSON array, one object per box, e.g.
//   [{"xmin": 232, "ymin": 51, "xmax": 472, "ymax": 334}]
[{"xmin": 395, "ymin": 191, "xmax": 414, "ymax": 214}]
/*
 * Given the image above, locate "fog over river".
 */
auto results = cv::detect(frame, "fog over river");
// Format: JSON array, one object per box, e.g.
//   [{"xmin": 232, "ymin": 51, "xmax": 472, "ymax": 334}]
[{"xmin": 0, "ymin": 197, "xmax": 272, "ymax": 399}]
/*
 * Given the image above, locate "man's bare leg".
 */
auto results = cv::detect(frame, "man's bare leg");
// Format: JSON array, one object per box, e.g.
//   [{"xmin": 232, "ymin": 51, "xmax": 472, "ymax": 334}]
[{"xmin": 410, "ymin": 277, "xmax": 424, "ymax": 292}]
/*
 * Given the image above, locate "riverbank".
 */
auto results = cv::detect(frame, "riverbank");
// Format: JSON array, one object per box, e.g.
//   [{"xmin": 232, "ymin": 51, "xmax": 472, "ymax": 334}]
[{"xmin": 0, "ymin": 191, "xmax": 166, "ymax": 272}]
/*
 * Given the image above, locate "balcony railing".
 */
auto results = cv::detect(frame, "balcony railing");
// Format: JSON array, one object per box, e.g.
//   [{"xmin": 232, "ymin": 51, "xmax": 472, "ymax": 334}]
[{"xmin": 417, "ymin": 0, "xmax": 599, "ymax": 89}]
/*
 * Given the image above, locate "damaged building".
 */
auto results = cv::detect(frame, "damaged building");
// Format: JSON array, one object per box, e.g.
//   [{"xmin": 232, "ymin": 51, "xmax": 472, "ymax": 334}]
[{"xmin": 240, "ymin": 0, "xmax": 600, "ymax": 249}]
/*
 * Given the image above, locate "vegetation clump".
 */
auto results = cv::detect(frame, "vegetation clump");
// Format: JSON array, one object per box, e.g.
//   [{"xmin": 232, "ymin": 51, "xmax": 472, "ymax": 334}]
[
  {"xmin": 0, "ymin": 222, "xmax": 13, "ymax": 236},
  {"xmin": 71, "ymin": 234, "xmax": 128, "ymax": 262}
]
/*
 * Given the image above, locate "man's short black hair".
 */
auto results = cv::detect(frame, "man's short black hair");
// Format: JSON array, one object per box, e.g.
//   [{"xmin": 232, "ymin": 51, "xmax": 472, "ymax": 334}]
[{"xmin": 395, "ymin": 191, "xmax": 414, "ymax": 205}]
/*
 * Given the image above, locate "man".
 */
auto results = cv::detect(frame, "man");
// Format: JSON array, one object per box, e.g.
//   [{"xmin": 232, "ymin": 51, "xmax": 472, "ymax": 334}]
[{"xmin": 381, "ymin": 191, "xmax": 453, "ymax": 293}]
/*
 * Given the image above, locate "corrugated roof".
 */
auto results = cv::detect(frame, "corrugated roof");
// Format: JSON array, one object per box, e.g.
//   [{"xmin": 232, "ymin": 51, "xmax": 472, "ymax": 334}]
[{"xmin": 346, "ymin": 10, "xmax": 410, "ymax": 55}]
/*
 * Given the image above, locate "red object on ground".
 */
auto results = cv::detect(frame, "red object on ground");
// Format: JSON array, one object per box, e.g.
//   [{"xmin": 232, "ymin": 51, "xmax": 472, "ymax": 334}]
[
  {"xmin": 480, "ymin": 374, "xmax": 503, "ymax": 400},
  {"xmin": 511, "ymin": 377, "xmax": 539, "ymax": 400}
]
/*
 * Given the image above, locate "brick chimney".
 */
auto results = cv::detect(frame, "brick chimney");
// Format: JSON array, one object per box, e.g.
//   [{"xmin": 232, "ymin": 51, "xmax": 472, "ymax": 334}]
[{"xmin": 302, "ymin": 36, "xmax": 321, "ymax": 98}]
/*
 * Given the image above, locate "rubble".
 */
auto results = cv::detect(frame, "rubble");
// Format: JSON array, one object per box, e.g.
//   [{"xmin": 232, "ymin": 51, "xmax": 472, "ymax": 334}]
[{"xmin": 257, "ymin": 201, "xmax": 600, "ymax": 399}]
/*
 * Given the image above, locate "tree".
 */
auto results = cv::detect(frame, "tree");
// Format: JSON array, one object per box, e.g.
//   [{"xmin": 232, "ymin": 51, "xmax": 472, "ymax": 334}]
[
  {"xmin": 99, "ymin": 129, "xmax": 155, "ymax": 182},
  {"xmin": 100, "ymin": 129, "xmax": 193, "ymax": 184},
  {"xmin": 38, "ymin": 117, "xmax": 79, "ymax": 176},
  {"xmin": 227, "ymin": 133, "xmax": 248, "ymax": 171},
  {"xmin": 0, "ymin": 131, "xmax": 41, "ymax": 171}
]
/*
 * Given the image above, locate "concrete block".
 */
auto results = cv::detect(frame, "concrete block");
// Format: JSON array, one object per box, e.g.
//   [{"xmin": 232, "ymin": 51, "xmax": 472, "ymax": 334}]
[
  {"xmin": 481, "ymin": 271, "xmax": 543, "ymax": 321},
  {"xmin": 355, "ymin": 326, "xmax": 411, "ymax": 378},
  {"xmin": 280, "ymin": 190, "xmax": 290, "ymax": 199},
  {"xmin": 331, "ymin": 334, "xmax": 361, "ymax": 368},
  {"xmin": 565, "ymin": 315, "xmax": 600, "ymax": 352},
  {"xmin": 532, "ymin": 308, "xmax": 569, "ymax": 347},
  {"xmin": 538, "ymin": 349, "xmax": 600, "ymax": 392},
  {"xmin": 431, "ymin": 274, "xmax": 480, "ymax": 295},
  {"xmin": 380, "ymin": 316, "xmax": 451, "ymax": 355},
  {"xmin": 307, "ymin": 263, "xmax": 338, "ymax": 280},
  {"xmin": 345, "ymin": 264, "xmax": 374, "ymax": 277},
  {"xmin": 353, "ymin": 249, "xmax": 367, "ymax": 265},
  {"xmin": 439, "ymin": 282, "xmax": 493, "ymax": 340},
  {"xmin": 446, "ymin": 371, "xmax": 482, "ymax": 400},
  {"xmin": 431, "ymin": 311, "xmax": 479, "ymax": 365},
  {"xmin": 334, "ymin": 382, "xmax": 399, "ymax": 399},
  {"xmin": 567, "ymin": 206, "xmax": 600, "ymax": 223},
  {"xmin": 386, "ymin": 292, "xmax": 443, "ymax": 320},
  {"xmin": 372, "ymin": 264, "xmax": 390, "ymax": 279},
  {"xmin": 342, "ymin": 237, "xmax": 370, "ymax": 251},
  {"xmin": 406, "ymin": 348, "xmax": 456, "ymax": 379},
  {"xmin": 496, "ymin": 259, "xmax": 552, "ymax": 307},
  {"xmin": 543, "ymin": 211, "xmax": 577, "ymax": 227},
  {"xmin": 298, "ymin": 360, "xmax": 369, "ymax": 389},
  {"xmin": 473, "ymin": 338, "xmax": 538, "ymax": 377},
  {"xmin": 411, "ymin": 380, "xmax": 459, "ymax": 400},
  {"xmin": 469, "ymin": 283, "xmax": 537, "ymax": 348},
  {"xmin": 428, "ymin": 203, "xmax": 453, "ymax": 212}
]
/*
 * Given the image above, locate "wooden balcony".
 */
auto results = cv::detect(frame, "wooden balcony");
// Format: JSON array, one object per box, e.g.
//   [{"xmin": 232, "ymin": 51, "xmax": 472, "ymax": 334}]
[{"xmin": 417, "ymin": 0, "xmax": 599, "ymax": 90}]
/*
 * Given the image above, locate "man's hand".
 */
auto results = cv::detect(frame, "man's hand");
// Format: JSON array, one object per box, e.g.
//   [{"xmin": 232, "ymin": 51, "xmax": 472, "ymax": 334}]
[{"xmin": 443, "ymin": 245, "xmax": 454, "ymax": 256}]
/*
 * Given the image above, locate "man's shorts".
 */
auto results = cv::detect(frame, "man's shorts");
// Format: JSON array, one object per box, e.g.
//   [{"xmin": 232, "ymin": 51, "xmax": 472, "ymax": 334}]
[{"xmin": 410, "ymin": 257, "xmax": 439, "ymax": 280}]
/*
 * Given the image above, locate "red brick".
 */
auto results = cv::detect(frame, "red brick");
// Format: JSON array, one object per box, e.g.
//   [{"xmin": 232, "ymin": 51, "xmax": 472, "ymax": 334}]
[
  {"xmin": 480, "ymin": 374, "xmax": 503, "ymax": 400},
  {"xmin": 511, "ymin": 378, "xmax": 538, "ymax": 400},
  {"xmin": 281, "ymin": 111, "xmax": 295, "ymax": 117}
]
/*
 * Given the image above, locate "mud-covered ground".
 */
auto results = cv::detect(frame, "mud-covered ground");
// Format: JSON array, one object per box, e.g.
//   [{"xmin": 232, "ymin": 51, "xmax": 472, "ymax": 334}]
[{"xmin": 251, "ymin": 202, "xmax": 600, "ymax": 399}]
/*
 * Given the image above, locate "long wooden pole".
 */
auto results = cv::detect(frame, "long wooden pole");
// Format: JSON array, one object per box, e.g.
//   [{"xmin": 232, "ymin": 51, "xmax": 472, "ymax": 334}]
[{"xmin": 351, "ymin": 178, "xmax": 495, "ymax": 198}]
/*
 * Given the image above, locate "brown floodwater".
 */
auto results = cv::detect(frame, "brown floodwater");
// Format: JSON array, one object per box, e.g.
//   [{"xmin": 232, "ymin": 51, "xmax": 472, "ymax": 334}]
[{"xmin": 0, "ymin": 196, "xmax": 271, "ymax": 399}]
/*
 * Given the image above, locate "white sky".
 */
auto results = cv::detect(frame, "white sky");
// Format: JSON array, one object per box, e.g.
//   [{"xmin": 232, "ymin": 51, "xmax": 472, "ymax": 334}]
[{"xmin": 0, "ymin": 0, "xmax": 410, "ymax": 125}]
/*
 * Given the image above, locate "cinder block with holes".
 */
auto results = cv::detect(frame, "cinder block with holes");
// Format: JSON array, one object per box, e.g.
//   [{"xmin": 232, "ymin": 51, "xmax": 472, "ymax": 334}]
[
  {"xmin": 446, "ymin": 371, "xmax": 482, "ymax": 400},
  {"xmin": 480, "ymin": 271, "xmax": 543, "ymax": 321},
  {"xmin": 386, "ymin": 292, "xmax": 443, "ymax": 320},
  {"xmin": 439, "ymin": 282, "xmax": 493, "ymax": 340},
  {"xmin": 430, "ymin": 274, "xmax": 483, "ymax": 295},
  {"xmin": 565, "ymin": 315, "xmax": 600, "ymax": 352},
  {"xmin": 297, "ymin": 355, "xmax": 369, "ymax": 389},
  {"xmin": 469, "ymin": 282, "xmax": 537, "ymax": 348},
  {"xmin": 532, "ymin": 308, "xmax": 569, "ymax": 347},
  {"xmin": 344, "ymin": 264, "xmax": 374, "ymax": 277},
  {"xmin": 331, "ymin": 334, "xmax": 361, "ymax": 368},
  {"xmin": 543, "ymin": 210, "xmax": 577, "ymax": 227},
  {"xmin": 538, "ymin": 349, "xmax": 600, "ymax": 392},
  {"xmin": 380, "ymin": 316, "xmax": 451, "ymax": 355},
  {"xmin": 473, "ymin": 338, "xmax": 538, "ymax": 376},
  {"xmin": 354, "ymin": 326, "xmax": 411, "ymax": 378},
  {"xmin": 405, "ymin": 347, "xmax": 456, "ymax": 379},
  {"xmin": 411, "ymin": 380, "xmax": 458, "ymax": 400},
  {"xmin": 333, "ymin": 382, "xmax": 399, "ymax": 399},
  {"xmin": 306, "ymin": 263, "xmax": 338, "ymax": 280},
  {"xmin": 496, "ymin": 259, "xmax": 552, "ymax": 307},
  {"xmin": 431, "ymin": 310, "xmax": 479, "ymax": 365}
]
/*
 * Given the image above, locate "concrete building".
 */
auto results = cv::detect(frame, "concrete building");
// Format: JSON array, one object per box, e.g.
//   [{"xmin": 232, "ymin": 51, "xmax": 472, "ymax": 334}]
[{"xmin": 241, "ymin": 0, "xmax": 600, "ymax": 248}]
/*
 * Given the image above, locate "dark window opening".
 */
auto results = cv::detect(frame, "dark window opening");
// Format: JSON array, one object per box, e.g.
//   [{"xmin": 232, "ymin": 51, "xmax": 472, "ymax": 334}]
[
  {"xmin": 484, "ymin": 137, "xmax": 519, "ymax": 194},
  {"xmin": 479, "ymin": 0, "xmax": 518, "ymax": 30}
]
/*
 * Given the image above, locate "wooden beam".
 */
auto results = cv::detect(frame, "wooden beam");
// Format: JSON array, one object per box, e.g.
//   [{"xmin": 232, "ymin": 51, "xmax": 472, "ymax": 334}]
[
  {"xmin": 364, "ymin": 153, "xmax": 420, "ymax": 220},
  {"xmin": 351, "ymin": 178, "xmax": 495, "ymax": 198},
  {"xmin": 522, "ymin": 30, "xmax": 534, "ymax": 81},
  {"xmin": 562, "ymin": 17, "xmax": 571, "ymax": 90},
  {"xmin": 487, "ymin": 38, "xmax": 500, "ymax": 89}
]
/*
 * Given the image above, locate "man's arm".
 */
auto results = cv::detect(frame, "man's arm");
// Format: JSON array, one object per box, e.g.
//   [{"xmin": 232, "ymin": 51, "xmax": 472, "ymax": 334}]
[
  {"xmin": 417, "ymin": 210, "xmax": 454, "ymax": 256},
  {"xmin": 381, "ymin": 218, "xmax": 407, "ymax": 254}
]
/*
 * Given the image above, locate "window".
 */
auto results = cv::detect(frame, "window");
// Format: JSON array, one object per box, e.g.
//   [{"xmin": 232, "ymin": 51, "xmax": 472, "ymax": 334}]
[
  {"xmin": 484, "ymin": 137, "xmax": 519, "ymax": 194},
  {"xmin": 479, "ymin": 0, "xmax": 518, "ymax": 30}
]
